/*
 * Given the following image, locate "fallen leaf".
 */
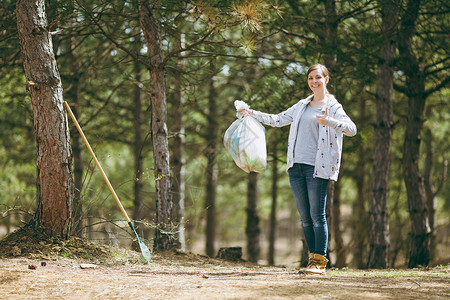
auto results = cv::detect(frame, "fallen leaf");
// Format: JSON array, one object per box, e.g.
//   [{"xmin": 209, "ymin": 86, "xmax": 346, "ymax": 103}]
[{"xmin": 79, "ymin": 264, "xmax": 98, "ymax": 269}]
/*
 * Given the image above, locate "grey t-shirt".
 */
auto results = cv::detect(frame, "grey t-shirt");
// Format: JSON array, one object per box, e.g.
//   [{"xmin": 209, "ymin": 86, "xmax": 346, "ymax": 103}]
[{"xmin": 293, "ymin": 105, "xmax": 321, "ymax": 166}]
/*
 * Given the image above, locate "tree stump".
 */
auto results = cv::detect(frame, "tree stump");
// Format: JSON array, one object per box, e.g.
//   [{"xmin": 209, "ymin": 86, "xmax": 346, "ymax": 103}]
[{"xmin": 216, "ymin": 247, "xmax": 243, "ymax": 261}]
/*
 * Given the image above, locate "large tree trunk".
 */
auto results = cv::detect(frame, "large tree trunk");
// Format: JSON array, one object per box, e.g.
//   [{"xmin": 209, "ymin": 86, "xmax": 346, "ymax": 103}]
[
  {"xmin": 268, "ymin": 138, "xmax": 278, "ymax": 266},
  {"xmin": 204, "ymin": 72, "xmax": 218, "ymax": 258},
  {"xmin": 138, "ymin": 0, "xmax": 174, "ymax": 251},
  {"xmin": 246, "ymin": 172, "xmax": 260, "ymax": 263},
  {"xmin": 368, "ymin": 0, "xmax": 399, "ymax": 268},
  {"xmin": 397, "ymin": 0, "xmax": 430, "ymax": 268},
  {"xmin": 16, "ymin": 0, "xmax": 74, "ymax": 238}
]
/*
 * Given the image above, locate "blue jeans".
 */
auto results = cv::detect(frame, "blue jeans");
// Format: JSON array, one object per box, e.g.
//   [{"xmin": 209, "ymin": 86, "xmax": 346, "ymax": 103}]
[{"xmin": 288, "ymin": 163, "xmax": 329, "ymax": 256}]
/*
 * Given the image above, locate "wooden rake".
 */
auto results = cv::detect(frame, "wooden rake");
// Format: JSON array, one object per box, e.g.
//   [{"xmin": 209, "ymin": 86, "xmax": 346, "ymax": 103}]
[{"xmin": 64, "ymin": 101, "xmax": 151, "ymax": 262}]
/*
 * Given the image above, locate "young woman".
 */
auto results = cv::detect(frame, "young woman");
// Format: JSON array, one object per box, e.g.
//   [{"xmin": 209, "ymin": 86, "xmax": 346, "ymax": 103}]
[{"xmin": 240, "ymin": 64, "xmax": 357, "ymax": 274}]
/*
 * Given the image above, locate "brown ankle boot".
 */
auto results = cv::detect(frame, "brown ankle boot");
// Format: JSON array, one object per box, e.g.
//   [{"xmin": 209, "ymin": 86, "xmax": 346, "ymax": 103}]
[
  {"xmin": 306, "ymin": 253, "xmax": 315, "ymax": 268},
  {"xmin": 305, "ymin": 254, "xmax": 328, "ymax": 275},
  {"xmin": 298, "ymin": 253, "xmax": 316, "ymax": 274}
]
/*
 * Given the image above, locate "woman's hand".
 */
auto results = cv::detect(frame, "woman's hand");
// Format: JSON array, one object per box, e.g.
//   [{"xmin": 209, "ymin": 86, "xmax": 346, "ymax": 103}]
[
  {"xmin": 239, "ymin": 109, "xmax": 253, "ymax": 117},
  {"xmin": 316, "ymin": 107, "xmax": 329, "ymax": 125}
]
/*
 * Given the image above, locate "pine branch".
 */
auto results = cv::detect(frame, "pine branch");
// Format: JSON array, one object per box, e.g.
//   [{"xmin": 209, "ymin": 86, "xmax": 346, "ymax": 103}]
[
  {"xmin": 425, "ymin": 75, "xmax": 450, "ymax": 97},
  {"xmin": 162, "ymin": 27, "xmax": 215, "ymax": 67},
  {"xmin": 74, "ymin": 0, "xmax": 152, "ymax": 70},
  {"xmin": 336, "ymin": 0, "xmax": 378, "ymax": 24}
]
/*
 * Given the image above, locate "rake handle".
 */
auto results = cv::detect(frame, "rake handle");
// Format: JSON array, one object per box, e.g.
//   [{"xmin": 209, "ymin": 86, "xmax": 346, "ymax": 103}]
[{"xmin": 64, "ymin": 101, "xmax": 131, "ymax": 223}]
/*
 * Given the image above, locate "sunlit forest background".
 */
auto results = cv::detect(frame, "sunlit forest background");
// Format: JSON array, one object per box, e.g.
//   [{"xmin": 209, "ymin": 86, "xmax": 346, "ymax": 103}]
[{"xmin": 1, "ymin": 0, "xmax": 448, "ymax": 268}]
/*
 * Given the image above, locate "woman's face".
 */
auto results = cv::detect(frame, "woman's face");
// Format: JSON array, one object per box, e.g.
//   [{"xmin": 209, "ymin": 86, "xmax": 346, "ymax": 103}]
[{"xmin": 307, "ymin": 69, "xmax": 329, "ymax": 94}]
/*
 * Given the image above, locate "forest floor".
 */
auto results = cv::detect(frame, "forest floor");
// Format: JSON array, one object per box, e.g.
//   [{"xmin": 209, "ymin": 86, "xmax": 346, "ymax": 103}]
[{"xmin": 0, "ymin": 227, "xmax": 449, "ymax": 299}]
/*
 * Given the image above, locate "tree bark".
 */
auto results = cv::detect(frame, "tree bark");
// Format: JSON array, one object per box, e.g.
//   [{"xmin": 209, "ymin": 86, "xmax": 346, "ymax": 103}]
[
  {"xmin": 368, "ymin": 0, "xmax": 399, "ymax": 268},
  {"xmin": 246, "ymin": 172, "xmax": 260, "ymax": 263},
  {"xmin": 323, "ymin": 0, "xmax": 338, "ymax": 75},
  {"xmin": 353, "ymin": 96, "xmax": 368, "ymax": 268},
  {"xmin": 332, "ymin": 180, "xmax": 346, "ymax": 267},
  {"xmin": 326, "ymin": 182, "xmax": 333, "ymax": 265},
  {"xmin": 423, "ymin": 129, "xmax": 436, "ymax": 261},
  {"xmin": 322, "ymin": 0, "xmax": 338, "ymax": 265},
  {"xmin": 66, "ymin": 15, "xmax": 83, "ymax": 237},
  {"xmin": 170, "ymin": 30, "xmax": 186, "ymax": 251},
  {"xmin": 397, "ymin": 0, "xmax": 431, "ymax": 268},
  {"xmin": 268, "ymin": 139, "xmax": 278, "ymax": 265},
  {"xmin": 138, "ymin": 0, "xmax": 174, "ymax": 251},
  {"xmin": 131, "ymin": 60, "xmax": 147, "ymax": 248},
  {"xmin": 423, "ymin": 127, "xmax": 447, "ymax": 262},
  {"xmin": 16, "ymin": 0, "xmax": 74, "ymax": 238},
  {"xmin": 204, "ymin": 72, "xmax": 218, "ymax": 258}
]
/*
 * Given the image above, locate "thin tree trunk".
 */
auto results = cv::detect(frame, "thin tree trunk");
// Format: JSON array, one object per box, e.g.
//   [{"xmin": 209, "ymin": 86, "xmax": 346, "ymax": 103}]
[
  {"xmin": 323, "ymin": 0, "xmax": 338, "ymax": 75},
  {"xmin": 353, "ymin": 97, "xmax": 368, "ymax": 268},
  {"xmin": 332, "ymin": 180, "xmax": 346, "ymax": 267},
  {"xmin": 16, "ymin": 0, "xmax": 74, "ymax": 238},
  {"xmin": 368, "ymin": 0, "xmax": 399, "ymax": 268},
  {"xmin": 326, "ymin": 182, "xmax": 333, "ymax": 265},
  {"xmin": 204, "ymin": 72, "xmax": 218, "ymax": 258},
  {"xmin": 246, "ymin": 172, "xmax": 260, "ymax": 263},
  {"xmin": 322, "ymin": 0, "xmax": 338, "ymax": 265},
  {"xmin": 423, "ymin": 128, "xmax": 448, "ymax": 262},
  {"xmin": 171, "ymin": 30, "xmax": 186, "ymax": 251},
  {"xmin": 423, "ymin": 130, "xmax": 436, "ymax": 261},
  {"xmin": 300, "ymin": 238, "xmax": 309, "ymax": 267},
  {"xmin": 131, "ymin": 60, "xmax": 146, "ymax": 248},
  {"xmin": 138, "ymin": 0, "xmax": 173, "ymax": 251},
  {"xmin": 66, "ymin": 16, "xmax": 83, "ymax": 237},
  {"xmin": 268, "ymin": 139, "xmax": 278, "ymax": 265},
  {"xmin": 397, "ymin": 0, "xmax": 431, "ymax": 268}
]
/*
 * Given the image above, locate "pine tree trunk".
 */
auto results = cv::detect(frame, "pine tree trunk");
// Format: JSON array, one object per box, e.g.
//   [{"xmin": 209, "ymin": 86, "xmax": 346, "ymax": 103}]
[
  {"xmin": 300, "ymin": 238, "xmax": 309, "ymax": 267},
  {"xmin": 66, "ymin": 21, "xmax": 83, "ymax": 237},
  {"xmin": 403, "ymin": 94, "xmax": 430, "ymax": 267},
  {"xmin": 16, "ymin": 0, "xmax": 74, "ymax": 238},
  {"xmin": 326, "ymin": 182, "xmax": 333, "ymax": 264},
  {"xmin": 204, "ymin": 73, "xmax": 218, "ymax": 258},
  {"xmin": 353, "ymin": 98, "xmax": 368, "ymax": 268},
  {"xmin": 268, "ymin": 139, "xmax": 278, "ymax": 265},
  {"xmin": 323, "ymin": 0, "xmax": 337, "ymax": 74},
  {"xmin": 171, "ymin": 30, "xmax": 186, "ymax": 251},
  {"xmin": 397, "ymin": 0, "xmax": 430, "ymax": 268},
  {"xmin": 332, "ymin": 180, "xmax": 346, "ymax": 267},
  {"xmin": 322, "ymin": 0, "xmax": 338, "ymax": 265},
  {"xmin": 246, "ymin": 172, "xmax": 260, "ymax": 263},
  {"xmin": 131, "ymin": 61, "xmax": 146, "ymax": 248},
  {"xmin": 138, "ymin": 0, "xmax": 173, "ymax": 251},
  {"xmin": 423, "ymin": 129, "xmax": 437, "ymax": 262},
  {"xmin": 368, "ymin": 0, "xmax": 399, "ymax": 268}
]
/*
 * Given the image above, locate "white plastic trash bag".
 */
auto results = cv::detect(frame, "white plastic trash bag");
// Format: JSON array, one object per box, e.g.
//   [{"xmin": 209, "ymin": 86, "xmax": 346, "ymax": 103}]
[{"xmin": 224, "ymin": 101, "xmax": 267, "ymax": 173}]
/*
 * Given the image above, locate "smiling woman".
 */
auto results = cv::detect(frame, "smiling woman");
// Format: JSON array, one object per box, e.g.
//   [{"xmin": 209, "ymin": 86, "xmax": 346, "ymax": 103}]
[{"xmin": 237, "ymin": 63, "xmax": 357, "ymax": 274}]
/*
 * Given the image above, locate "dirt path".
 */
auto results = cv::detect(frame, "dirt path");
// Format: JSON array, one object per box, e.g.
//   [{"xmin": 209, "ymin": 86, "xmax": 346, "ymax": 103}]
[
  {"xmin": 0, "ymin": 228, "xmax": 448, "ymax": 299},
  {"xmin": 1, "ymin": 254, "xmax": 449, "ymax": 299}
]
